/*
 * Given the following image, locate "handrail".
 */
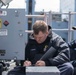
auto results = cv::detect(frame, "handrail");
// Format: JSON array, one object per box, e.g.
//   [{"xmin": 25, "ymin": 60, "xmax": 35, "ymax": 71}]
[{"xmin": 25, "ymin": 15, "xmax": 45, "ymax": 18}]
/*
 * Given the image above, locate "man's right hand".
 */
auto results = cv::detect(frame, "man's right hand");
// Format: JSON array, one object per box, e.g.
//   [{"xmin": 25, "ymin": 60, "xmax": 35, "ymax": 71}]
[{"xmin": 23, "ymin": 60, "xmax": 32, "ymax": 66}]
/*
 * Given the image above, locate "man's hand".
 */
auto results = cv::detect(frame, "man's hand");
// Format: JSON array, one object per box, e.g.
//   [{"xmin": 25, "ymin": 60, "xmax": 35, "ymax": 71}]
[
  {"xmin": 35, "ymin": 60, "xmax": 45, "ymax": 66},
  {"xmin": 23, "ymin": 60, "xmax": 32, "ymax": 66}
]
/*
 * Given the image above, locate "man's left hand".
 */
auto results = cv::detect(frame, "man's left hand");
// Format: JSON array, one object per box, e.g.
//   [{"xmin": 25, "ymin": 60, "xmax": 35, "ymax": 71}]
[{"xmin": 35, "ymin": 60, "xmax": 45, "ymax": 66}]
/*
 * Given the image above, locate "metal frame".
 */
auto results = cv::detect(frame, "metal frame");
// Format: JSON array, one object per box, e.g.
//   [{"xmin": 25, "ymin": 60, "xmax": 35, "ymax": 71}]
[
  {"xmin": 48, "ymin": 11, "xmax": 76, "ymax": 42},
  {"xmin": 25, "ymin": 11, "xmax": 76, "ymax": 42}
]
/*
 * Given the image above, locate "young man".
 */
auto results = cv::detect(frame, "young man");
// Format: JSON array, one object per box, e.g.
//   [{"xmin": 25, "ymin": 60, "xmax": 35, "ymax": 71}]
[{"xmin": 24, "ymin": 20, "xmax": 74, "ymax": 75}]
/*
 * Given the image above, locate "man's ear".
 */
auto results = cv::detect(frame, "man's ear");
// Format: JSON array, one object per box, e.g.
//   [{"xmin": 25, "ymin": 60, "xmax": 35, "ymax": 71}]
[{"xmin": 46, "ymin": 30, "xmax": 49, "ymax": 35}]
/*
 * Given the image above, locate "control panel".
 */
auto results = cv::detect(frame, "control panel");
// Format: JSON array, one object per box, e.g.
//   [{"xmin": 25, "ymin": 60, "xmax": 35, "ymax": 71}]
[{"xmin": 0, "ymin": 9, "xmax": 27, "ymax": 60}]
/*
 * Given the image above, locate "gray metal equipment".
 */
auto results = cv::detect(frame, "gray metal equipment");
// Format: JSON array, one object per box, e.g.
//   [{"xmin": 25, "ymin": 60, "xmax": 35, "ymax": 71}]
[
  {"xmin": 26, "ymin": 66, "xmax": 60, "ymax": 75},
  {"xmin": 0, "ymin": 9, "xmax": 27, "ymax": 60}
]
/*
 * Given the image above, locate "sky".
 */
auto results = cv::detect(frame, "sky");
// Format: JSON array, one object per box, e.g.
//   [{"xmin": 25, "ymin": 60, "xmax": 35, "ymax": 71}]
[
  {"xmin": 35, "ymin": 0, "xmax": 60, "ymax": 12},
  {"xmin": 2, "ymin": 0, "xmax": 60, "ymax": 12}
]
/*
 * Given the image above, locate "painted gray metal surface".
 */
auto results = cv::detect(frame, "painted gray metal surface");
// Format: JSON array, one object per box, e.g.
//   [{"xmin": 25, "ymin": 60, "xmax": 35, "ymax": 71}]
[
  {"xmin": 26, "ymin": 66, "xmax": 60, "ymax": 75},
  {"xmin": 0, "ymin": 9, "xmax": 27, "ymax": 60}
]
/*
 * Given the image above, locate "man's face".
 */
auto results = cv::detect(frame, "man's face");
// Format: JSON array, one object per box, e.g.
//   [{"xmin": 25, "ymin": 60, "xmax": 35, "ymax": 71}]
[{"xmin": 34, "ymin": 31, "xmax": 48, "ymax": 44}]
